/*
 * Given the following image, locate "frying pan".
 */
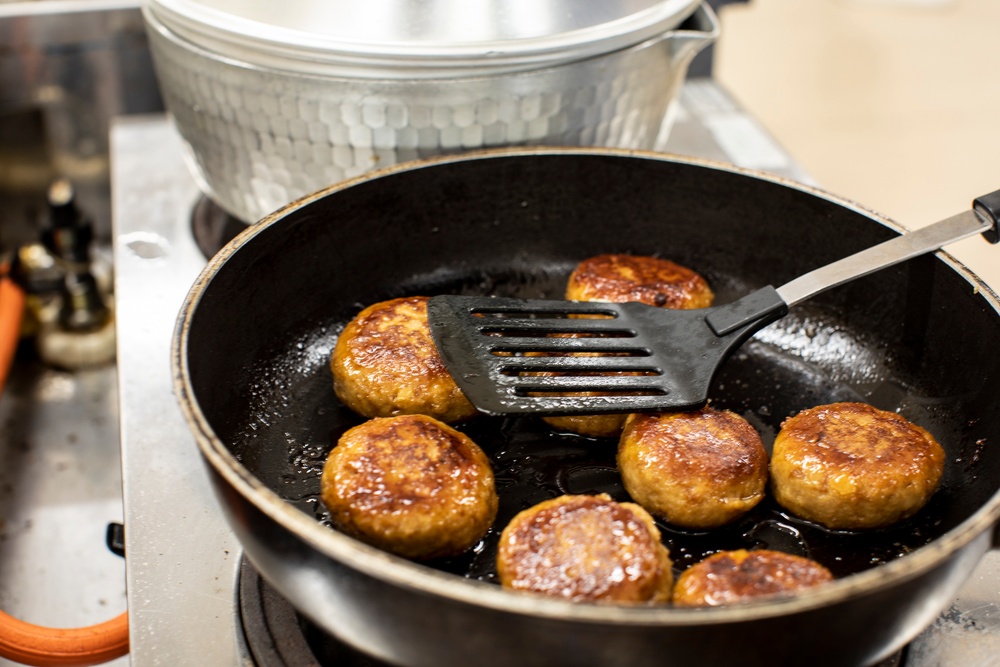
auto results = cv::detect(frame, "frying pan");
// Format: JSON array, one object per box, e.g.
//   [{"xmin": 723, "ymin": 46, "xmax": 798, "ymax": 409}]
[{"xmin": 173, "ymin": 148, "xmax": 1000, "ymax": 667}]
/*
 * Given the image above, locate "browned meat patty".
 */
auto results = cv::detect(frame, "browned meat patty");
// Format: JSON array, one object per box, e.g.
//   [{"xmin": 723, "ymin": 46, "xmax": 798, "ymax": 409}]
[
  {"xmin": 617, "ymin": 408, "xmax": 769, "ymax": 529},
  {"xmin": 320, "ymin": 414, "xmax": 497, "ymax": 560},
  {"xmin": 673, "ymin": 549, "xmax": 833, "ymax": 607},
  {"xmin": 544, "ymin": 253, "xmax": 715, "ymax": 438},
  {"xmin": 496, "ymin": 494, "xmax": 673, "ymax": 604},
  {"xmin": 330, "ymin": 296, "xmax": 477, "ymax": 423},
  {"xmin": 770, "ymin": 402, "xmax": 945, "ymax": 530},
  {"xmin": 565, "ymin": 253, "xmax": 715, "ymax": 309}
]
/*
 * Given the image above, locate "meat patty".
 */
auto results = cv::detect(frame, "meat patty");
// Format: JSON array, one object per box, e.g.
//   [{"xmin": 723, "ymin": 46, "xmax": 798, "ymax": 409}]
[
  {"xmin": 331, "ymin": 296, "xmax": 477, "ymax": 423},
  {"xmin": 617, "ymin": 408, "xmax": 769, "ymax": 529},
  {"xmin": 543, "ymin": 254, "xmax": 714, "ymax": 438},
  {"xmin": 496, "ymin": 494, "xmax": 673, "ymax": 604},
  {"xmin": 320, "ymin": 414, "xmax": 498, "ymax": 560},
  {"xmin": 565, "ymin": 253, "xmax": 715, "ymax": 309},
  {"xmin": 673, "ymin": 549, "xmax": 833, "ymax": 607},
  {"xmin": 770, "ymin": 402, "xmax": 945, "ymax": 530}
]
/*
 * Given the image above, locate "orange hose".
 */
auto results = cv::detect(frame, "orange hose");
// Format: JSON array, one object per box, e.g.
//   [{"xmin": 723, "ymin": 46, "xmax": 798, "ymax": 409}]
[
  {"xmin": 0, "ymin": 263, "xmax": 23, "ymax": 388},
  {"xmin": 0, "ymin": 263, "xmax": 130, "ymax": 666},
  {"xmin": 0, "ymin": 613, "xmax": 128, "ymax": 667}
]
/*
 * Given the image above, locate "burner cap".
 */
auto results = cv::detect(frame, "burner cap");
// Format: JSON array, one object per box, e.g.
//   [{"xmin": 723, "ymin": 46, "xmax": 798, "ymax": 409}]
[
  {"xmin": 191, "ymin": 196, "xmax": 247, "ymax": 260},
  {"xmin": 239, "ymin": 558, "xmax": 390, "ymax": 667}
]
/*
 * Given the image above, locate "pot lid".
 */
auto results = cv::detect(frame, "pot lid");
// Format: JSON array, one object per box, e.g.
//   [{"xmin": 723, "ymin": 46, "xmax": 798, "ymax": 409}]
[{"xmin": 147, "ymin": 0, "xmax": 703, "ymax": 74}]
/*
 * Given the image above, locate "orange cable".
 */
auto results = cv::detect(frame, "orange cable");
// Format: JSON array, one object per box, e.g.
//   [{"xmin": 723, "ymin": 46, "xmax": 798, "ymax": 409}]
[
  {"xmin": 0, "ymin": 263, "xmax": 23, "ymax": 388},
  {"xmin": 0, "ymin": 262, "xmax": 130, "ymax": 666},
  {"xmin": 0, "ymin": 613, "xmax": 129, "ymax": 667}
]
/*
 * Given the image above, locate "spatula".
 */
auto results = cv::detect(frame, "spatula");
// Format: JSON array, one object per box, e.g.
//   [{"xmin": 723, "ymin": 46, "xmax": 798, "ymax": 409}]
[{"xmin": 427, "ymin": 191, "xmax": 1000, "ymax": 416}]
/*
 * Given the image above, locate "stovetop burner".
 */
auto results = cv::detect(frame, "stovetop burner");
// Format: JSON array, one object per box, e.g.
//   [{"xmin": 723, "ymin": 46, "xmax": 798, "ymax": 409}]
[
  {"xmin": 191, "ymin": 196, "xmax": 247, "ymax": 259},
  {"xmin": 238, "ymin": 556, "xmax": 905, "ymax": 667},
  {"xmin": 239, "ymin": 559, "xmax": 387, "ymax": 667}
]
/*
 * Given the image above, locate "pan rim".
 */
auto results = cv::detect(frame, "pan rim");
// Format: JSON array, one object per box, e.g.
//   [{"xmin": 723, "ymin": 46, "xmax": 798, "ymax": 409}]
[{"xmin": 171, "ymin": 146, "xmax": 1000, "ymax": 626}]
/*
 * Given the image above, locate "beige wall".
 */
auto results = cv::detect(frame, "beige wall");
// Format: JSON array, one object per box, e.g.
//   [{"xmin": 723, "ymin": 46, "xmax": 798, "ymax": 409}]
[
  {"xmin": 713, "ymin": 0, "xmax": 1000, "ymax": 286},
  {"xmin": 715, "ymin": 0, "xmax": 999, "ymax": 224}
]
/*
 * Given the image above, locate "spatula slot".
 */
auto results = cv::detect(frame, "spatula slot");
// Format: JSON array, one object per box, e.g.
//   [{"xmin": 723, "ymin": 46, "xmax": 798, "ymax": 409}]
[
  {"xmin": 509, "ymin": 375, "xmax": 667, "ymax": 395},
  {"xmin": 495, "ymin": 356, "xmax": 660, "ymax": 374},
  {"xmin": 484, "ymin": 339, "xmax": 650, "ymax": 356}
]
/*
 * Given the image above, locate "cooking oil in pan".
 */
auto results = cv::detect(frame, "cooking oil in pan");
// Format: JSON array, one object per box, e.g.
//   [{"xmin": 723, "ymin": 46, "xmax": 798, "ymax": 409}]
[
  {"xmin": 231, "ymin": 275, "xmax": 966, "ymax": 589},
  {"xmin": 246, "ymin": 367, "xmax": 951, "ymax": 585}
]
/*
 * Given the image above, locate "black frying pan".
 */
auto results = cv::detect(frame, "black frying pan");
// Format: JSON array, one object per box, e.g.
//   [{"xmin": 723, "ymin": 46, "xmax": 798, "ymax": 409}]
[{"xmin": 173, "ymin": 148, "xmax": 1000, "ymax": 667}]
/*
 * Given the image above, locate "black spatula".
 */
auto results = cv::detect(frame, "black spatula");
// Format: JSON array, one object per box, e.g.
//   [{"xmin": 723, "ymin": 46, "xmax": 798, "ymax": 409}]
[{"xmin": 428, "ymin": 191, "xmax": 1000, "ymax": 416}]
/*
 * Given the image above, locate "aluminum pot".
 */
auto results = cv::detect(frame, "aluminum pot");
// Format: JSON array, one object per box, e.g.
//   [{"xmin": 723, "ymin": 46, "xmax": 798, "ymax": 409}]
[
  {"xmin": 143, "ymin": 0, "xmax": 716, "ymax": 223},
  {"xmin": 173, "ymin": 148, "xmax": 1000, "ymax": 667}
]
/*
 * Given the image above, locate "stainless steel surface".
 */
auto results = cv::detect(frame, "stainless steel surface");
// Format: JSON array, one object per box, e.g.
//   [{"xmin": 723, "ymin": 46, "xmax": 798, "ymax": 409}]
[
  {"xmin": 776, "ymin": 208, "xmax": 994, "ymax": 306},
  {"xmin": 0, "ymin": 0, "xmax": 163, "ymax": 242},
  {"xmin": 148, "ymin": 0, "xmax": 700, "ymax": 73},
  {"xmin": 111, "ymin": 116, "xmax": 249, "ymax": 666},
  {"xmin": 143, "ymin": 2, "xmax": 715, "ymax": 223},
  {"xmin": 908, "ymin": 551, "xmax": 1000, "ymax": 666},
  {"xmin": 0, "ymin": 362, "xmax": 126, "ymax": 667},
  {"xmin": 110, "ymin": 81, "xmax": 1000, "ymax": 665}
]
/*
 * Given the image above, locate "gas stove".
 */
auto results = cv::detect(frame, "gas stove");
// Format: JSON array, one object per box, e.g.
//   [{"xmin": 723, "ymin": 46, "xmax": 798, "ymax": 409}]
[{"xmin": 110, "ymin": 80, "xmax": 1000, "ymax": 667}]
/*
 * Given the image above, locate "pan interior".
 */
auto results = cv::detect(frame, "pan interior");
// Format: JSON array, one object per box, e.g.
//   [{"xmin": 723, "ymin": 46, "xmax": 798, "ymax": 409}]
[{"xmin": 185, "ymin": 152, "xmax": 1000, "ymax": 589}]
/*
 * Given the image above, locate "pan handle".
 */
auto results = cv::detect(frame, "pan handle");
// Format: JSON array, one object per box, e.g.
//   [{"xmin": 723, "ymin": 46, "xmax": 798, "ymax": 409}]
[
  {"xmin": 776, "ymin": 189, "xmax": 1000, "ymax": 307},
  {"xmin": 973, "ymin": 189, "xmax": 1000, "ymax": 244}
]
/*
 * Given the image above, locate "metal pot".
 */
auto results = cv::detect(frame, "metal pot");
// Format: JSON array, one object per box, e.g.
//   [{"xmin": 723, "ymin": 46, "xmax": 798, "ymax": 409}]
[
  {"xmin": 142, "ymin": 0, "xmax": 716, "ymax": 223},
  {"xmin": 173, "ymin": 148, "xmax": 1000, "ymax": 667}
]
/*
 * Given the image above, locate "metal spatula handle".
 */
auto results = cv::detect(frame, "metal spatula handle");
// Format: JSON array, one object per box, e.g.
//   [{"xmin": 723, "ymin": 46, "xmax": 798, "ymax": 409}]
[
  {"xmin": 428, "ymin": 190, "xmax": 1000, "ymax": 416},
  {"xmin": 778, "ymin": 196, "xmax": 1000, "ymax": 306}
]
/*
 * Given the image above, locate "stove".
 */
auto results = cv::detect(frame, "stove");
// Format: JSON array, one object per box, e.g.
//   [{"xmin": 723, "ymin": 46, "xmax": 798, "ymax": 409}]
[{"xmin": 110, "ymin": 80, "xmax": 1000, "ymax": 667}]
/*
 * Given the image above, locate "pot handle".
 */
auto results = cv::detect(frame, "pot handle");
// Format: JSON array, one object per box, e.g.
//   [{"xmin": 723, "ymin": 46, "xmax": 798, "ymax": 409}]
[
  {"xmin": 661, "ymin": 2, "xmax": 720, "ymax": 58},
  {"xmin": 973, "ymin": 189, "xmax": 1000, "ymax": 244}
]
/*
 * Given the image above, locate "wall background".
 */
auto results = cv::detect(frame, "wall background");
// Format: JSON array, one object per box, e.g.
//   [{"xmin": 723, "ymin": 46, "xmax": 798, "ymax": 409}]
[{"xmin": 714, "ymin": 0, "xmax": 998, "ymax": 227}]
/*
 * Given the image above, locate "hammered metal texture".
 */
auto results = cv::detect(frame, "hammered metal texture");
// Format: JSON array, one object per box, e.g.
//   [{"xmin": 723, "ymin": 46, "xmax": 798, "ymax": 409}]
[{"xmin": 147, "ymin": 24, "xmax": 695, "ymax": 223}]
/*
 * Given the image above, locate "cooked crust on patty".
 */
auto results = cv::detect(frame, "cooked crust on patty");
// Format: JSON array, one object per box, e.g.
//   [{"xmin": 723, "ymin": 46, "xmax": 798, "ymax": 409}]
[
  {"xmin": 565, "ymin": 253, "xmax": 714, "ymax": 309},
  {"xmin": 320, "ymin": 414, "xmax": 498, "ymax": 560},
  {"xmin": 497, "ymin": 494, "xmax": 673, "ymax": 604},
  {"xmin": 331, "ymin": 296, "xmax": 477, "ymax": 423},
  {"xmin": 541, "ymin": 409, "xmax": 633, "ymax": 440},
  {"xmin": 617, "ymin": 408, "xmax": 769, "ymax": 529},
  {"xmin": 543, "ymin": 254, "xmax": 714, "ymax": 438},
  {"xmin": 770, "ymin": 402, "xmax": 945, "ymax": 530},
  {"xmin": 672, "ymin": 549, "xmax": 833, "ymax": 607}
]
